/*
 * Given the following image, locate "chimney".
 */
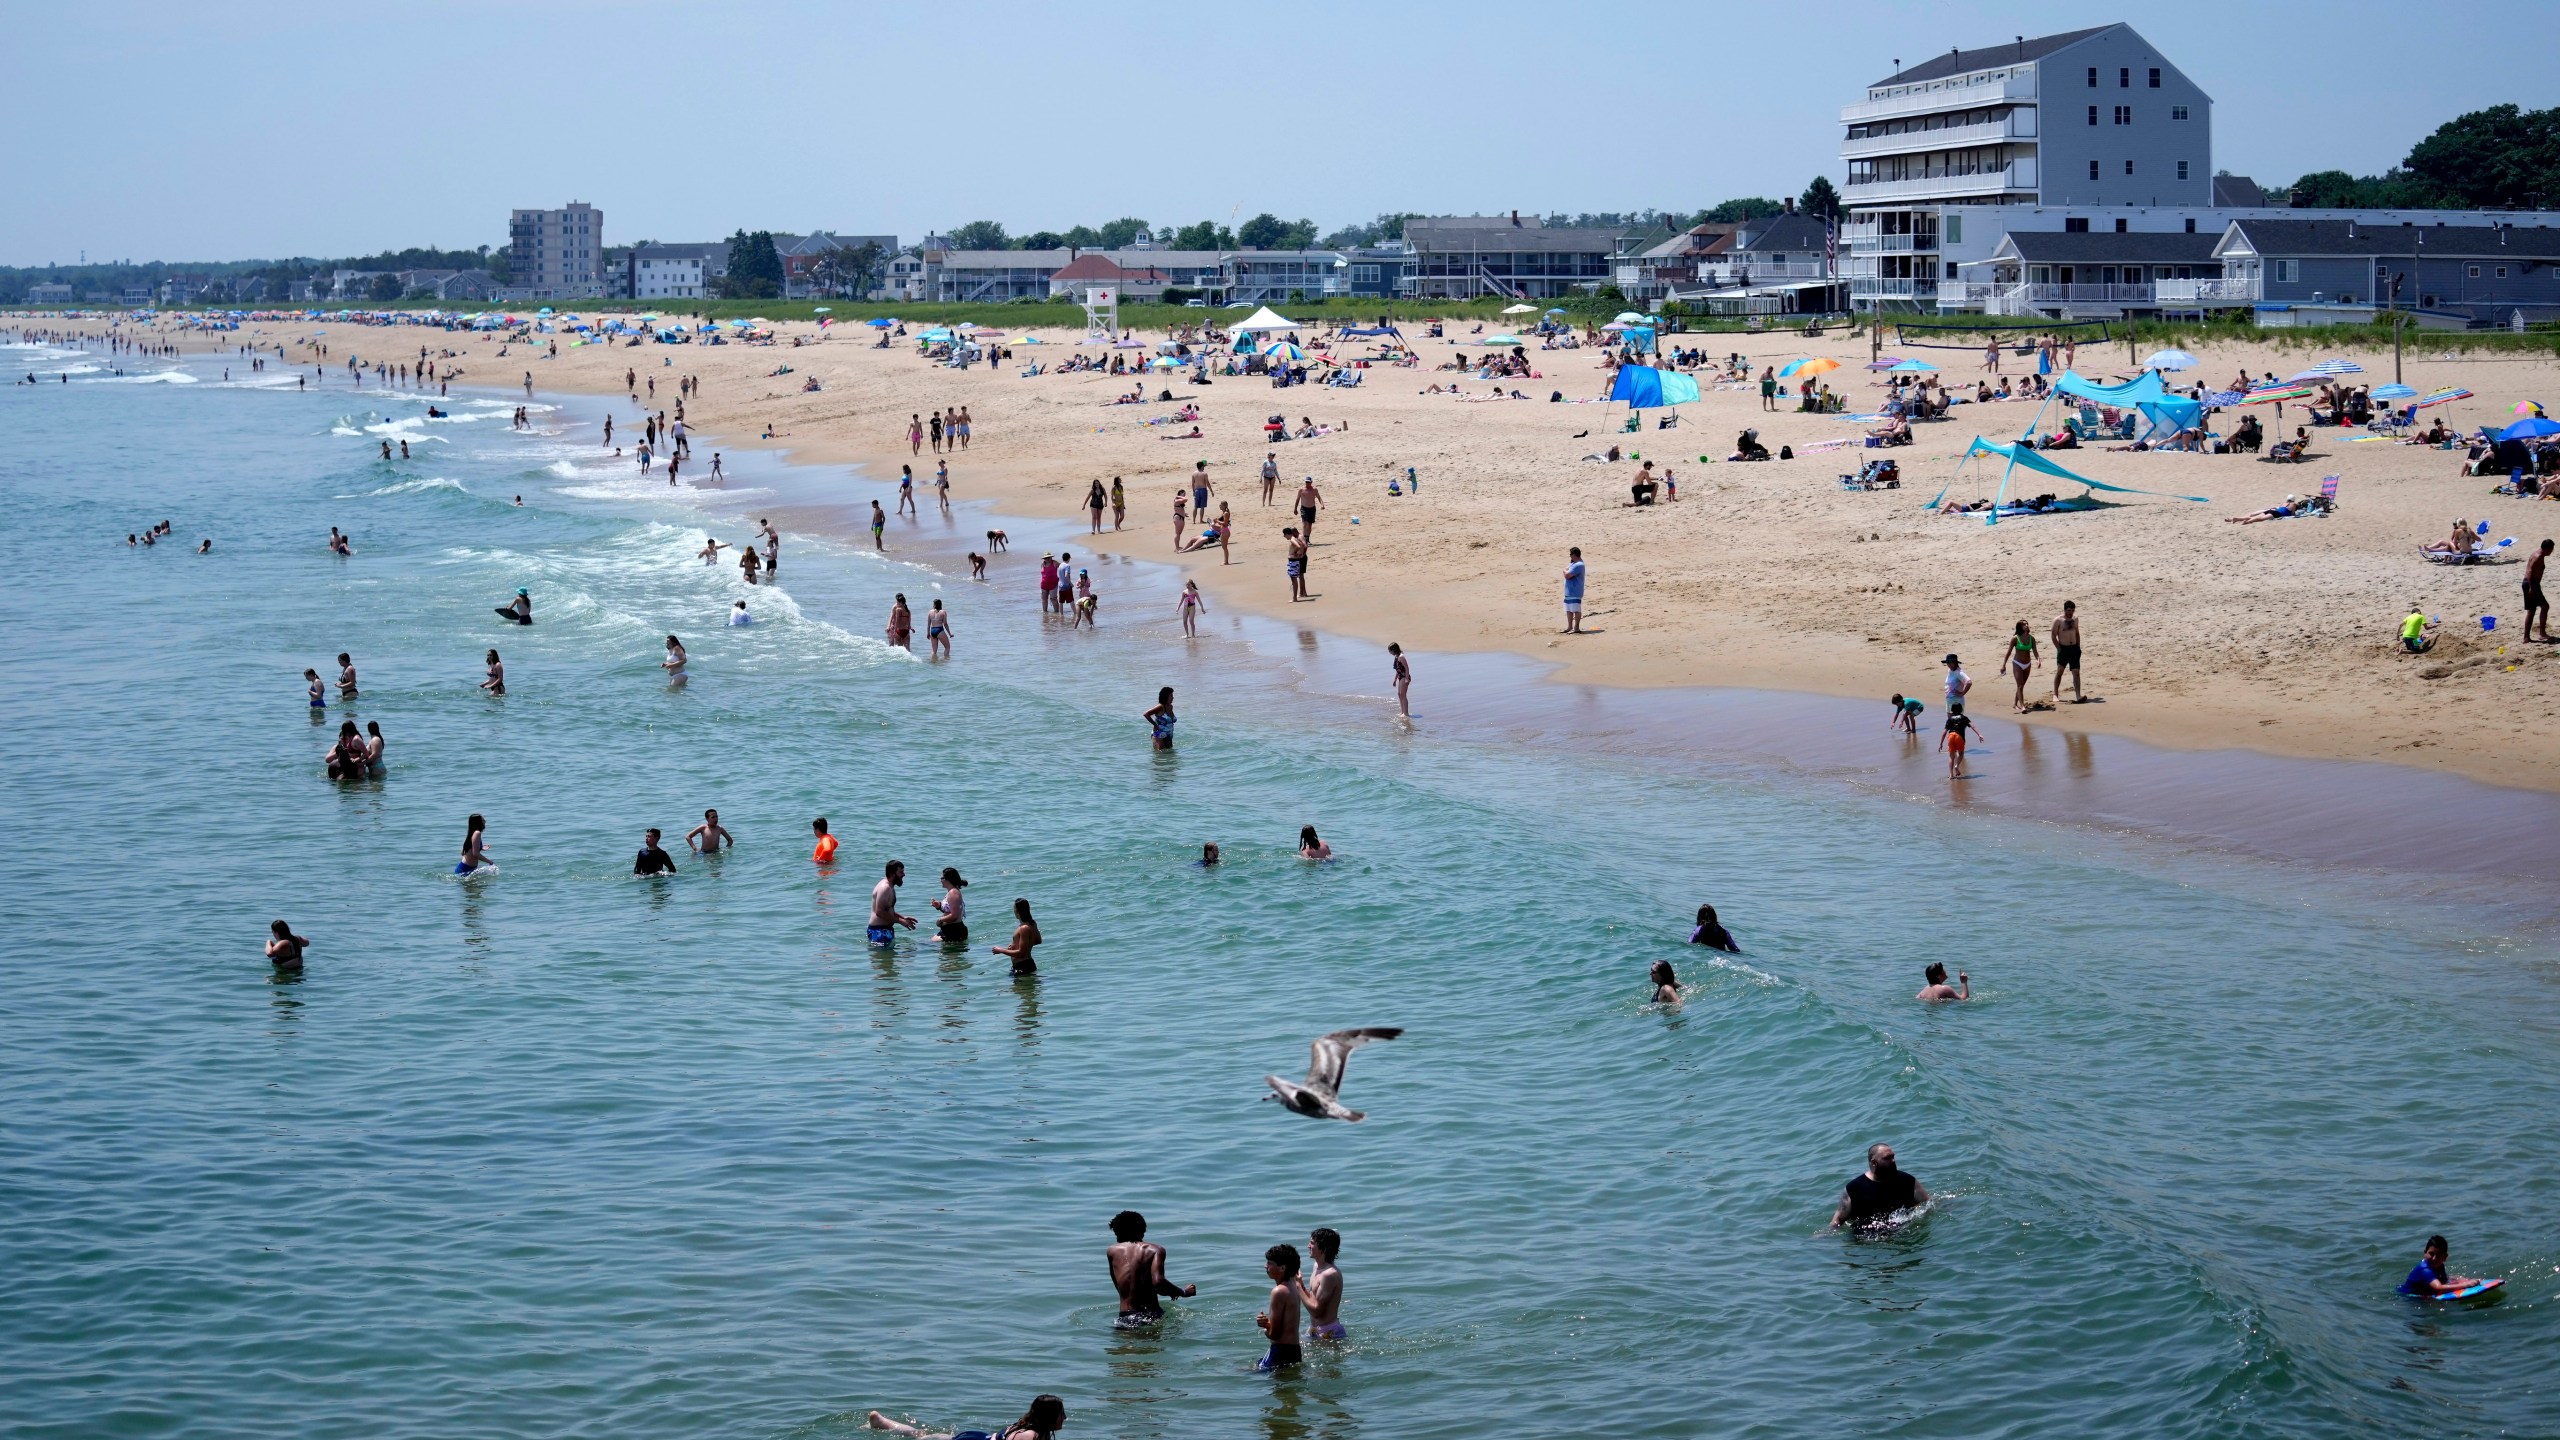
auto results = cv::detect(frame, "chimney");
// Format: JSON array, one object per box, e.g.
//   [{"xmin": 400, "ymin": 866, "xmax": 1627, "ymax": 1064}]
[
  {"xmin": 1784, "ymin": 197, "xmax": 1796, "ymax": 214},
  {"xmin": 1511, "ymin": 209, "xmax": 1521, "ymax": 228}
]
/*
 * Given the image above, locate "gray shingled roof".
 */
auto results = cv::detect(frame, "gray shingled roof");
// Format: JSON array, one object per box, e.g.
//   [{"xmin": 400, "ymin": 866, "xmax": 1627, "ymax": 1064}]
[
  {"xmin": 1405, "ymin": 219, "xmax": 1629, "ymax": 254},
  {"xmin": 1735, "ymin": 214, "xmax": 1833, "ymax": 254},
  {"xmin": 1873, "ymin": 26, "xmax": 2113, "ymax": 86},
  {"xmin": 1998, "ymin": 231, "xmax": 2223, "ymax": 264},
  {"xmin": 2210, "ymin": 175, "xmax": 2266, "ymax": 207},
  {"xmin": 2224, "ymin": 220, "xmax": 2560, "ymax": 260}
]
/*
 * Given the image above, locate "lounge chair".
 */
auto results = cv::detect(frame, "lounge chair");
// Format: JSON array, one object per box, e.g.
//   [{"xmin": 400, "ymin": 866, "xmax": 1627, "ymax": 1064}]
[{"xmin": 2264, "ymin": 439, "xmax": 2309, "ymax": 463}]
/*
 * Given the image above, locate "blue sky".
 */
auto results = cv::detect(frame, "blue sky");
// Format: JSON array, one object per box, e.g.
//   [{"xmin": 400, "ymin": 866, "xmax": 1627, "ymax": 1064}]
[{"xmin": 9, "ymin": 0, "xmax": 2552, "ymax": 264}]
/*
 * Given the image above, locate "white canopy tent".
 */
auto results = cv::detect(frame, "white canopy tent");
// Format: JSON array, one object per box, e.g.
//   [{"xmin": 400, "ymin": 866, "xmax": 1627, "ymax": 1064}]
[{"xmin": 1230, "ymin": 305, "xmax": 1302, "ymax": 333}]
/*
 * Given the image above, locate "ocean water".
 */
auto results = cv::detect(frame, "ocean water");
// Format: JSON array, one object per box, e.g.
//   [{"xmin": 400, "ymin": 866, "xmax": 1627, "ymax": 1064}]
[{"xmin": 3, "ymin": 338, "xmax": 2558, "ymax": 1440}]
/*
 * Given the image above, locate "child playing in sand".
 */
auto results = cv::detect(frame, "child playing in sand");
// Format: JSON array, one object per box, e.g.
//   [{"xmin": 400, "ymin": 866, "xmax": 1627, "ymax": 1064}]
[
  {"xmin": 1890, "ymin": 694, "xmax": 1923, "ymax": 735},
  {"xmin": 1940, "ymin": 705, "xmax": 1981, "ymax": 778}
]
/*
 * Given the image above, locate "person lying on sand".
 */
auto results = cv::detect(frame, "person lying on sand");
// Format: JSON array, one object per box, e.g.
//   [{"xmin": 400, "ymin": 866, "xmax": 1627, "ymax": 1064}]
[
  {"xmin": 2422, "ymin": 518, "xmax": 2480, "ymax": 557},
  {"xmin": 2226, "ymin": 496, "xmax": 2303, "ymax": 524}
]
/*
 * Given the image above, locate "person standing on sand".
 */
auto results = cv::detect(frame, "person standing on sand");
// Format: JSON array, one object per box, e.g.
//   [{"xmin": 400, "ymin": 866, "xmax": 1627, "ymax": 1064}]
[
  {"xmin": 2003, "ymin": 620, "xmax": 2038, "ymax": 714},
  {"xmin": 1087, "ymin": 479, "xmax": 1108, "ymax": 534},
  {"xmin": 1172, "ymin": 488, "xmax": 1189, "ymax": 549},
  {"xmin": 1942, "ymin": 654, "xmax": 1971, "ymax": 709},
  {"xmin": 929, "ymin": 410, "xmax": 943, "ymax": 453},
  {"xmin": 1760, "ymin": 366, "xmax": 1778, "ymax": 412},
  {"xmin": 1983, "ymin": 340, "xmax": 2000, "ymax": 375},
  {"xmin": 2526, "ymin": 541, "xmax": 2553, "ymax": 643},
  {"xmin": 1110, "ymin": 476, "xmax": 1125, "ymax": 530},
  {"xmin": 907, "ymin": 414, "xmax": 923, "ymax": 456},
  {"xmin": 1262, "ymin": 452, "xmax": 1280, "ymax": 506},
  {"xmin": 1388, "ymin": 642, "xmax": 1411, "ymax": 719},
  {"xmin": 1190, "ymin": 461, "xmax": 1214, "ymax": 521},
  {"xmin": 1294, "ymin": 476, "xmax": 1325, "ymax": 541},
  {"xmin": 2051, "ymin": 601, "xmax": 2083, "ymax": 701},
  {"xmin": 957, "ymin": 406, "xmax": 973, "ymax": 450},
  {"xmin": 1562, "ymin": 547, "xmax": 1587, "ymax": 633}
]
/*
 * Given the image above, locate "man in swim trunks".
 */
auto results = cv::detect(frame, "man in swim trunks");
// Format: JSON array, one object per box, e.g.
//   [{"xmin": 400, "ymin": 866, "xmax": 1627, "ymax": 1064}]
[
  {"xmin": 1561, "ymin": 547, "xmax": 1586, "ymax": 633},
  {"xmin": 1300, "ymin": 1228, "xmax": 1346, "ymax": 1341},
  {"xmin": 1256, "ymin": 1244, "xmax": 1304, "ymax": 1370},
  {"xmin": 869, "ymin": 860, "xmax": 916, "ymax": 945},
  {"xmin": 1294, "ymin": 476, "xmax": 1324, "ymax": 541},
  {"xmin": 2049, "ymin": 601, "xmax": 2083, "ymax": 702},
  {"xmin": 1829, "ymin": 1143, "xmax": 1929, "ymax": 1232},
  {"xmin": 686, "ymin": 809, "xmax": 731, "ymax": 854},
  {"xmin": 1107, "ymin": 1210, "xmax": 1196, "ymax": 1326},
  {"xmin": 2527, "ymin": 541, "xmax": 2553, "ymax": 643}
]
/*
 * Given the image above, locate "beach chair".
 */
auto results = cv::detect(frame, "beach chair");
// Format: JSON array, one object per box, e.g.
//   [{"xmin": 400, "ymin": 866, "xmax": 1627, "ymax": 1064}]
[{"xmin": 2263, "ymin": 439, "xmax": 2307, "ymax": 463}]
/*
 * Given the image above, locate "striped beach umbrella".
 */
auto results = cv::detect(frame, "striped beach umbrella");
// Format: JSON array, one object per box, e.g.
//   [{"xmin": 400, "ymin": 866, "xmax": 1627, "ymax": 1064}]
[
  {"xmin": 1777, "ymin": 356, "xmax": 1840, "ymax": 379},
  {"xmin": 2371, "ymin": 384, "xmax": 2419, "ymax": 401},
  {"xmin": 2310, "ymin": 359, "xmax": 2364, "ymax": 375},
  {"xmin": 2414, "ymin": 386, "xmax": 2473, "ymax": 408},
  {"xmin": 2245, "ymin": 380, "xmax": 2314, "ymax": 403}
]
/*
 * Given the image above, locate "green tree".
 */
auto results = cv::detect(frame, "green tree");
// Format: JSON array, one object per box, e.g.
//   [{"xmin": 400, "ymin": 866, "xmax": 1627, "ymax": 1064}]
[
  {"xmin": 1236, "ymin": 213, "xmax": 1289, "ymax": 249},
  {"xmin": 368, "ymin": 272, "xmax": 404, "ymax": 302},
  {"xmin": 2403, "ymin": 104, "xmax": 2560, "ymax": 208},
  {"xmin": 945, "ymin": 220, "xmax": 1009, "ymax": 251},
  {"xmin": 1018, "ymin": 231, "xmax": 1067, "ymax": 251},
  {"xmin": 1701, "ymin": 197, "xmax": 1782, "ymax": 223},
  {"xmin": 719, "ymin": 230, "xmax": 784, "ymax": 299},
  {"xmin": 1799, "ymin": 176, "xmax": 1843, "ymax": 223},
  {"xmin": 1171, "ymin": 220, "xmax": 1229, "ymax": 251},
  {"xmin": 1097, "ymin": 217, "xmax": 1151, "ymax": 247}
]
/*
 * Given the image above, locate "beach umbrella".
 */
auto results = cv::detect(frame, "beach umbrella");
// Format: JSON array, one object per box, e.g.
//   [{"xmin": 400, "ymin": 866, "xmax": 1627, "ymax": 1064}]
[
  {"xmin": 1864, "ymin": 356, "xmax": 1904, "ymax": 370},
  {"xmin": 2413, "ymin": 386, "xmax": 2472, "ymax": 408},
  {"xmin": 1611, "ymin": 311, "xmax": 1647, "ymax": 325},
  {"xmin": 2143, "ymin": 348, "xmax": 2198, "ymax": 370},
  {"xmin": 1482, "ymin": 334, "xmax": 1521, "ymax": 345},
  {"xmin": 1544, "ymin": 307, "xmax": 1567, "ymax": 315},
  {"xmin": 1776, "ymin": 357, "xmax": 1840, "ymax": 379},
  {"xmin": 2201, "ymin": 390, "xmax": 2246, "ymax": 406},
  {"xmin": 2371, "ymin": 384, "xmax": 2419, "ymax": 401},
  {"xmin": 813, "ymin": 306, "xmax": 831, "ymax": 313},
  {"xmin": 1888, "ymin": 358, "xmax": 1938, "ymax": 373},
  {"xmin": 2310, "ymin": 359, "xmax": 2363, "ymax": 375},
  {"xmin": 1262, "ymin": 340, "xmax": 1306, "ymax": 360},
  {"xmin": 2500, "ymin": 417, "xmax": 2560, "ymax": 441},
  {"xmin": 1501, "ymin": 303, "xmax": 1537, "ymax": 315},
  {"xmin": 1148, "ymin": 356, "xmax": 1182, "ymax": 369},
  {"xmin": 2245, "ymin": 380, "xmax": 2315, "ymax": 403},
  {"xmin": 2517, "ymin": 401, "xmax": 2548, "ymax": 417},
  {"xmin": 866, "ymin": 317, "xmax": 895, "ymax": 327}
]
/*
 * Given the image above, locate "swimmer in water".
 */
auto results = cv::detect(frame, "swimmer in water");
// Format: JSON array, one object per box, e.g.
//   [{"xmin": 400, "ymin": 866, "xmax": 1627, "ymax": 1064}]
[
  {"xmin": 1298, "ymin": 825, "xmax": 1332, "ymax": 860},
  {"xmin": 1689, "ymin": 904, "xmax": 1738, "ymax": 952},
  {"xmin": 926, "ymin": 599, "xmax": 951, "ymax": 659},
  {"xmin": 305, "ymin": 668, "xmax": 326, "ymax": 710},
  {"xmin": 1828, "ymin": 1143, "xmax": 1929, "ymax": 1233},
  {"xmin": 1916, "ymin": 963, "xmax": 1969, "ymax": 1001},
  {"xmin": 811, "ymin": 817, "xmax": 838, "ymax": 866},
  {"xmin": 1142, "ymin": 687, "xmax": 1177, "ymax": 751},
  {"xmin": 1301, "ymin": 1228, "xmax": 1347, "ymax": 1342},
  {"xmin": 992, "ymin": 898, "xmax": 1041, "ymax": 975},
  {"xmin": 1199, "ymin": 842, "xmax": 1221, "ymax": 868},
  {"xmin": 634, "ymin": 828, "xmax": 679, "ymax": 876},
  {"xmin": 931, "ymin": 867, "xmax": 968, "ymax": 944},
  {"xmin": 864, "ymin": 1394, "xmax": 1066, "ymax": 1440},
  {"xmin": 686, "ymin": 808, "xmax": 732, "ymax": 855},
  {"xmin": 457, "ymin": 813, "xmax": 491, "ymax": 875},
  {"xmin": 869, "ymin": 860, "xmax": 917, "ymax": 945},
  {"xmin": 2401, "ymin": 1234, "xmax": 2489, "ymax": 1297},
  {"xmin": 481, "ymin": 649, "xmax": 505, "ymax": 696},
  {"xmin": 1649, "ymin": 960, "xmax": 1681, "ymax": 1005},
  {"xmin": 266, "ymin": 920, "xmax": 309, "ymax": 972},
  {"xmin": 197, "ymin": 538, "xmax": 211, "ymax": 554},
  {"xmin": 363, "ymin": 721, "xmax": 384, "ymax": 776},
  {"xmin": 326, "ymin": 720, "xmax": 367, "ymax": 780},
  {"xmin": 698, "ymin": 536, "xmax": 728, "ymax": 565},
  {"xmin": 728, "ymin": 600, "xmax": 752, "ymax": 626},
  {"xmin": 662, "ymin": 635, "xmax": 687, "ymax": 678},
  {"xmin": 1106, "ymin": 1210, "xmax": 1195, "ymax": 1326},
  {"xmin": 336, "ymin": 653, "xmax": 358, "ymax": 700},
  {"xmin": 886, "ymin": 594, "xmax": 912, "ymax": 651},
  {"xmin": 1255, "ymin": 1244, "xmax": 1304, "ymax": 1372},
  {"xmin": 497, "ymin": 588, "xmax": 532, "ymax": 625}
]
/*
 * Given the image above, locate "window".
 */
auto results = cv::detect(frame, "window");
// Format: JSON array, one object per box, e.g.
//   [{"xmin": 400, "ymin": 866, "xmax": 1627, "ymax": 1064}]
[
  {"xmin": 1945, "ymin": 214, "xmax": 1962, "ymax": 243},
  {"xmin": 2116, "ymin": 218, "xmax": 2129, "ymax": 232},
  {"xmin": 2184, "ymin": 217, "xmax": 2197, "ymax": 232},
  {"xmin": 2065, "ymin": 217, "xmax": 2090, "ymax": 233},
  {"xmin": 2088, "ymin": 160, "xmax": 2101, "ymax": 180},
  {"xmin": 2468, "ymin": 265, "xmax": 2482, "ymax": 278},
  {"xmin": 2125, "ymin": 160, "xmax": 2136, "ymax": 175},
  {"xmin": 2149, "ymin": 67, "xmax": 2161, "ymax": 87},
  {"xmin": 2275, "ymin": 260, "xmax": 2298, "ymax": 283},
  {"xmin": 2120, "ymin": 67, "xmax": 2131, "ymax": 87},
  {"xmin": 2172, "ymin": 104, "xmax": 2189, "ymax": 120},
  {"xmin": 2088, "ymin": 105, "xmax": 2099, "ymax": 126},
  {"xmin": 2087, "ymin": 67, "xmax": 2099, "ymax": 87},
  {"xmin": 2178, "ymin": 161, "xmax": 2190, "ymax": 180},
  {"xmin": 2115, "ymin": 105, "xmax": 2131, "ymax": 125},
  {"xmin": 1946, "ymin": 261, "xmax": 1959, "ymax": 279},
  {"xmin": 2498, "ymin": 266, "xmax": 2510, "ymax": 278}
]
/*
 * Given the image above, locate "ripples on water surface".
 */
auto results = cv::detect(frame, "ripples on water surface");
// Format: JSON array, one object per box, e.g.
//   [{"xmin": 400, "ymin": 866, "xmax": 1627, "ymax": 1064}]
[{"xmin": 1, "ymin": 344, "xmax": 2556, "ymax": 1439}]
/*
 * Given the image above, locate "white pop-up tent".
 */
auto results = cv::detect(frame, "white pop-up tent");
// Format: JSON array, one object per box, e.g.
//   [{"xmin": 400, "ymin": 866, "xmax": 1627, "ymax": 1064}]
[{"xmin": 1230, "ymin": 305, "xmax": 1301, "ymax": 333}]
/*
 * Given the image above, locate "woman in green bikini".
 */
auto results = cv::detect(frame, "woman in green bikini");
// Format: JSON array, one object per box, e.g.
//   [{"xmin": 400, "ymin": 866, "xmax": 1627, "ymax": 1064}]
[{"xmin": 2003, "ymin": 619, "xmax": 2038, "ymax": 714}]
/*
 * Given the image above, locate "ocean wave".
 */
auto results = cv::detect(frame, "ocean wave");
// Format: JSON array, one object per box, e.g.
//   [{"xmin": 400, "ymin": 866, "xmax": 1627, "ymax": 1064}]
[
  {"xmin": 83, "ymin": 370, "xmax": 195, "ymax": 384},
  {"xmin": 357, "ymin": 477, "xmax": 470, "ymax": 498}
]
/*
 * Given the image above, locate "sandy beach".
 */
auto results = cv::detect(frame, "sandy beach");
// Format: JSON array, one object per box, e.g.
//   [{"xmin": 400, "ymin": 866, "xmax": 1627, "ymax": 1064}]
[{"xmin": 62, "ymin": 310, "xmax": 2560, "ymax": 792}]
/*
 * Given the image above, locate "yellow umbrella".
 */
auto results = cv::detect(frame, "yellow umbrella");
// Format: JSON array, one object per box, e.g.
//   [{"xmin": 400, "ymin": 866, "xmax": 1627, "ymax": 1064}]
[{"xmin": 1777, "ymin": 356, "xmax": 1841, "ymax": 379}]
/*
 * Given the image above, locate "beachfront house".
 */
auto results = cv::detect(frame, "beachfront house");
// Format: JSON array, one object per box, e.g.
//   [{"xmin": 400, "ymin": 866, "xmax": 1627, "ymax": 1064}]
[
  {"xmin": 1673, "ymin": 207, "xmax": 1847, "ymax": 315},
  {"xmin": 936, "ymin": 247, "xmax": 1339, "ymax": 304},
  {"xmin": 1226, "ymin": 250, "xmax": 1347, "ymax": 304},
  {"xmin": 778, "ymin": 232, "xmax": 898, "ymax": 299},
  {"xmin": 506, "ymin": 202, "xmax": 605, "ymax": 300},
  {"xmin": 2213, "ymin": 219, "xmax": 2560, "ymax": 327},
  {"xmin": 1946, "ymin": 229, "xmax": 2226, "ymax": 318},
  {"xmin": 25, "ymin": 281, "xmax": 74, "ymax": 305},
  {"xmin": 1344, "ymin": 243, "xmax": 1415, "ymax": 299},
  {"xmin": 1404, "ymin": 214, "xmax": 1627, "ymax": 300}
]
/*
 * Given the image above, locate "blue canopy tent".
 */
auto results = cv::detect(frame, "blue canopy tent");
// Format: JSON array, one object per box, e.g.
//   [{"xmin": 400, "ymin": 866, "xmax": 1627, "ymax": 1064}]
[
  {"xmin": 2134, "ymin": 396, "xmax": 2204, "ymax": 443},
  {"xmin": 1927, "ymin": 437, "xmax": 2209, "ymax": 523},
  {"xmin": 2052, "ymin": 369, "xmax": 2169, "ymax": 406},
  {"xmin": 1608, "ymin": 365, "xmax": 1701, "ymax": 409}
]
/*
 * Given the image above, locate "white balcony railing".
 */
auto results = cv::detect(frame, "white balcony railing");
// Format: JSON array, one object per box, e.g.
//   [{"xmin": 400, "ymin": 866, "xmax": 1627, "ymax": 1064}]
[
  {"xmin": 2154, "ymin": 276, "xmax": 2260, "ymax": 305},
  {"xmin": 1697, "ymin": 260, "xmax": 1836, "ymax": 284},
  {"xmin": 1842, "ymin": 160, "xmax": 2037, "ymax": 205},
  {"xmin": 1846, "ymin": 233, "xmax": 1927, "ymax": 254},
  {"xmin": 1840, "ymin": 72, "xmax": 2037, "ymax": 125},
  {"xmin": 1850, "ymin": 277, "xmax": 1927, "ymax": 299},
  {"xmin": 1840, "ymin": 115, "xmax": 2034, "ymax": 161}
]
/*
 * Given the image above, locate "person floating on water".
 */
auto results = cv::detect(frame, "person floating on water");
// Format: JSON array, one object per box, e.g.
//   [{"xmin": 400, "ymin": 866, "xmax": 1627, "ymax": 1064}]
[
  {"xmin": 1829, "ymin": 1143, "xmax": 1928, "ymax": 1233},
  {"xmin": 1107, "ymin": 1210, "xmax": 1196, "ymax": 1328},
  {"xmin": 864, "ymin": 1394, "xmax": 1066, "ymax": 1440},
  {"xmin": 2400, "ymin": 1234, "xmax": 2493, "ymax": 1297}
]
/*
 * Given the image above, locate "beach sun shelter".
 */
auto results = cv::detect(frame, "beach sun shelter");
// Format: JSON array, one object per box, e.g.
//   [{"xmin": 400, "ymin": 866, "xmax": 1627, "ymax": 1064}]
[
  {"xmin": 1928, "ymin": 436, "xmax": 2208, "ymax": 524},
  {"xmin": 1232, "ymin": 306, "xmax": 1302, "ymax": 334},
  {"xmin": 1607, "ymin": 365, "xmax": 1701, "ymax": 409}
]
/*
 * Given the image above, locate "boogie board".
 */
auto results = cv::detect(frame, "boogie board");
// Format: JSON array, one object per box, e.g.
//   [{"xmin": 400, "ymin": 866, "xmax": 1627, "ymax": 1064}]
[{"xmin": 2412, "ymin": 1278, "xmax": 2502, "ymax": 1301}]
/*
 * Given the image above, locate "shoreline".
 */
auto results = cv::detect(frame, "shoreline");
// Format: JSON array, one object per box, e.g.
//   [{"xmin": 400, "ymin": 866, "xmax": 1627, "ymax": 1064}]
[{"xmin": 31, "ymin": 316, "xmax": 2560, "ymax": 795}]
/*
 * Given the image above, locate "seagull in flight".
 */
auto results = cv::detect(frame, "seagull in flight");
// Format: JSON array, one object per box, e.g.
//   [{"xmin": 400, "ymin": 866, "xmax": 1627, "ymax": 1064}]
[{"xmin": 1264, "ymin": 1027, "xmax": 1403, "ymax": 1122}]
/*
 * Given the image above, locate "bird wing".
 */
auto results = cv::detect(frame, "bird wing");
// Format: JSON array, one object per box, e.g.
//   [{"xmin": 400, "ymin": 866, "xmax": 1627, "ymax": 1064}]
[{"xmin": 1304, "ymin": 1027, "xmax": 1402, "ymax": 1097}]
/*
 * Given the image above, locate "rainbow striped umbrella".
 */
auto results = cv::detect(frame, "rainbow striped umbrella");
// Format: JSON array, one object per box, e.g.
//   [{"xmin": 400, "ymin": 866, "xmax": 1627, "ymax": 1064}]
[
  {"xmin": 2244, "ymin": 380, "xmax": 2314, "ymax": 403},
  {"xmin": 2414, "ymin": 386, "xmax": 2473, "ymax": 409}
]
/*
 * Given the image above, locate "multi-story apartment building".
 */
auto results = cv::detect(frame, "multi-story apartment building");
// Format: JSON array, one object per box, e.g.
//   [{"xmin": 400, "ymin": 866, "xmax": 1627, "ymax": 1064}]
[
  {"xmin": 1840, "ymin": 25, "xmax": 2208, "ymax": 307},
  {"xmin": 507, "ymin": 202, "xmax": 605, "ymax": 299}
]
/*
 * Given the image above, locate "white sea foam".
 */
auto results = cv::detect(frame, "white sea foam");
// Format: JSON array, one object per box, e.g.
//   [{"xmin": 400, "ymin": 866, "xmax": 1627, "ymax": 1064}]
[
  {"xmin": 83, "ymin": 368, "xmax": 195, "ymax": 383},
  {"xmin": 362, "ymin": 477, "xmax": 470, "ymax": 498}
]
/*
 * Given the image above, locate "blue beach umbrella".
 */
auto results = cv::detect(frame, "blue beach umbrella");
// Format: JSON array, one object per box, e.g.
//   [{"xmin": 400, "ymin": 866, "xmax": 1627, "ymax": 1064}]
[
  {"xmin": 866, "ymin": 317, "xmax": 896, "ymax": 327},
  {"xmin": 2499, "ymin": 417, "xmax": 2560, "ymax": 441},
  {"xmin": 1888, "ymin": 358, "xmax": 1939, "ymax": 373},
  {"xmin": 2371, "ymin": 383, "xmax": 2419, "ymax": 401},
  {"xmin": 2143, "ymin": 348, "xmax": 2198, "ymax": 370}
]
